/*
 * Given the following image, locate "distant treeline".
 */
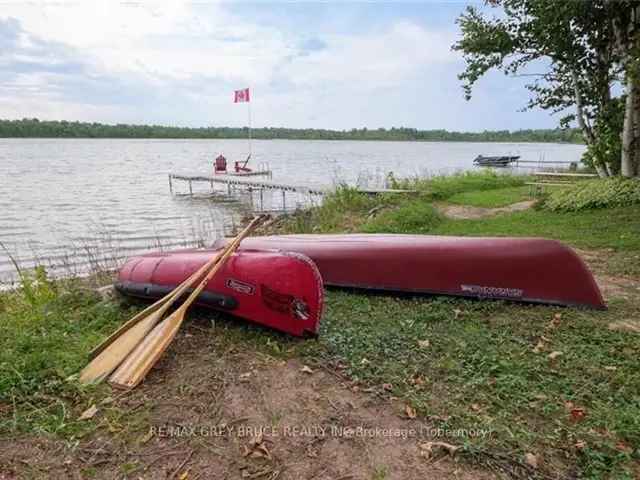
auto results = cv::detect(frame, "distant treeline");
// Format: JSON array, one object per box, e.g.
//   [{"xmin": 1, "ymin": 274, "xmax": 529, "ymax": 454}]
[{"xmin": 0, "ymin": 118, "xmax": 584, "ymax": 143}]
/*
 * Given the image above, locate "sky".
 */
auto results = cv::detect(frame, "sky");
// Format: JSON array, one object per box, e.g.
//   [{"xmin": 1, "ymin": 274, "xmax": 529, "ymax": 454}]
[{"xmin": 0, "ymin": 0, "xmax": 562, "ymax": 131}]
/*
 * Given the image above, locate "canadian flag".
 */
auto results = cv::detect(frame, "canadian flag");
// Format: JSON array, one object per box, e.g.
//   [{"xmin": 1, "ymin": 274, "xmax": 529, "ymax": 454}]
[{"xmin": 234, "ymin": 88, "xmax": 250, "ymax": 103}]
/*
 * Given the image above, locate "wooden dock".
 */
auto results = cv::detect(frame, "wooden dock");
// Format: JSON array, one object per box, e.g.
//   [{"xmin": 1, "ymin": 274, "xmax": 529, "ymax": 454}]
[
  {"xmin": 169, "ymin": 174, "xmax": 327, "ymax": 196},
  {"xmin": 168, "ymin": 173, "xmax": 417, "ymax": 211}
]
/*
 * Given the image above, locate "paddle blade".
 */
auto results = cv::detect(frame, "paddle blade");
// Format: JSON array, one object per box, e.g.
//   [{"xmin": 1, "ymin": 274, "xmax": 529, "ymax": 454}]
[
  {"xmin": 108, "ymin": 308, "xmax": 186, "ymax": 389},
  {"xmin": 79, "ymin": 309, "xmax": 165, "ymax": 384}
]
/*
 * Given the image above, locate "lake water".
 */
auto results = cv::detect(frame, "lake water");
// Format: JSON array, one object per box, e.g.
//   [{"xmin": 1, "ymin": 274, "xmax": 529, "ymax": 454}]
[{"xmin": 0, "ymin": 138, "xmax": 585, "ymax": 283}]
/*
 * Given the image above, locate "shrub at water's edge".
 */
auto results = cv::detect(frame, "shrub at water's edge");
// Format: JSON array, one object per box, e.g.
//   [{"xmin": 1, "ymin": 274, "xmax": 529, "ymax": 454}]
[
  {"xmin": 279, "ymin": 172, "xmax": 530, "ymax": 234},
  {"xmin": 392, "ymin": 170, "xmax": 528, "ymax": 200},
  {"xmin": 543, "ymin": 178, "xmax": 640, "ymax": 212}
]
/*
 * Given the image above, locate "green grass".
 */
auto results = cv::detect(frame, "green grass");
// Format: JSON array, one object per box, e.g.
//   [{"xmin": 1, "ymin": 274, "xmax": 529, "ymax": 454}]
[
  {"xmin": 294, "ymin": 292, "xmax": 640, "ymax": 479},
  {"xmin": 0, "ymin": 268, "xmax": 127, "ymax": 436},
  {"xmin": 447, "ymin": 185, "xmax": 531, "ymax": 208},
  {"xmin": 397, "ymin": 170, "xmax": 528, "ymax": 200},
  {"xmin": 434, "ymin": 205, "xmax": 640, "ymax": 252},
  {"xmin": 362, "ymin": 201, "xmax": 443, "ymax": 234},
  {"xmin": 280, "ymin": 172, "xmax": 530, "ymax": 234}
]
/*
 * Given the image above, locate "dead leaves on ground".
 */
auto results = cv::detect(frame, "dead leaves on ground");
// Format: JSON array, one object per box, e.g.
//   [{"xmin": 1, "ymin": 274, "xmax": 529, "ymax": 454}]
[
  {"xmin": 404, "ymin": 404, "xmax": 417, "ymax": 419},
  {"xmin": 243, "ymin": 433, "xmax": 272, "ymax": 460},
  {"xmin": 564, "ymin": 401, "xmax": 587, "ymax": 423},
  {"xmin": 419, "ymin": 441, "xmax": 460, "ymax": 460}
]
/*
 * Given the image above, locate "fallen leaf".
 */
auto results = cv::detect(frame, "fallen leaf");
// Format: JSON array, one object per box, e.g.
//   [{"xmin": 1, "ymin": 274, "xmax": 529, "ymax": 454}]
[
  {"xmin": 239, "ymin": 372, "xmax": 252, "ymax": 380},
  {"xmin": 532, "ymin": 340, "xmax": 545, "ymax": 353},
  {"xmin": 300, "ymin": 365, "xmax": 314, "ymax": 374},
  {"xmin": 453, "ymin": 308, "xmax": 463, "ymax": 319},
  {"xmin": 360, "ymin": 358, "xmax": 370, "ymax": 365},
  {"xmin": 179, "ymin": 472, "xmax": 189, "ymax": 480},
  {"xmin": 548, "ymin": 351, "xmax": 563, "ymax": 360},
  {"xmin": 470, "ymin": 403, "xmax": 482, "ymax": 412},
  {"xmin": 79, "ymin": 405, "xmax": 98, "ymax": 421},
  {"xmin": 382, "ymin": 383, "xmax": 393, "ymax": 392},
  {"xmin": 418, "ymin": 339, "xmax": 431, "ymax": 348},
  {"xmin": 524, "ymin": 452, "xmax": 539, "ymax": 468},
  {"xmin": 139, "ymin": 429, "xmax": 154, "ymax": 445},
  {"xmin": 419, "ymin": 441, "xmax": 459, "ymax": 459},
  {"xmin": 615, "ymin": 441, "xmax": 633, "ymax": 454},
  {"xmin": 250, "ymin": 432, "xmax": 263, "ymax": 447},
  {"xmin": 574, "ymin": 440, "xmax": 586, "ymax": 450},
  {"xmin": 570, "ymin": 407, "xmax": 587, "ymax": 422},
  {"xmin": 608, "ymin": 320, "xmax": 640, "ymax": 333},
  {"xmin": 604, "ymin": 366, "xmax": 618, "ymax": 371},
  {"xmin": 405, "ymin": 405, "xmax": 417, "ymax": 419}
]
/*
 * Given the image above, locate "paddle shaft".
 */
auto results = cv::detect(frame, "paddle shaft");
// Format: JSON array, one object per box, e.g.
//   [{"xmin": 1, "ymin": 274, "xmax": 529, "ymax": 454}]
[
  {"xmin": 108, "ymin": 216, "xmax": 266, "ymax": 388},
  {"xmin": 87, "ymin": 249, "xmax": 223, "ymax": 360}
]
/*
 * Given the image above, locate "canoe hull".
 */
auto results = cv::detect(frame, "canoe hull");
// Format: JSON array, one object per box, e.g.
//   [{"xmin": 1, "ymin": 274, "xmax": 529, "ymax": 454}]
[
  {"xmin": 115, "ymin": 250, "xmax": 323, "ymax": 337},
  {"xmin": 213, "ymin": 234, "xmax": 605, "ymax": 309}
]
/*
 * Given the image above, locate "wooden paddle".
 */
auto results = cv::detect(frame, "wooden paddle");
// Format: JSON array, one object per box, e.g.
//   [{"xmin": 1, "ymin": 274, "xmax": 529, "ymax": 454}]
[
  {"xmin": 80, "ymin": 215, "xmax": 265, "ymax": 384},
  {"xmin": 108, "ymin": 216, "xmax": 265, "ymax": 389},
  {"xmin": 80, "ymin": 255, "xmax": 225, "ymax": 384}
]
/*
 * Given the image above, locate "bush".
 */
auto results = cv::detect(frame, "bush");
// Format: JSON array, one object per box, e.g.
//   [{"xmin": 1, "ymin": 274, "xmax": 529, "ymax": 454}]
[
  {"xmin": 362, "ymin": 200, "xmax": 443, "ymax": 234},
  {"xmin": 543, "ymin": 178, "xmax": 640, "ymax": 212}
]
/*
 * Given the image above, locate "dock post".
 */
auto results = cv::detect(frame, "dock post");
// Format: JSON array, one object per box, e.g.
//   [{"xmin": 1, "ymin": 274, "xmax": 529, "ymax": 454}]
[
  {"xmin": 168, "ymin": 174, "xmax": 173, "ymax": 194},
  {"xmin": 282, "ymin": 190, "xmax": 286, "ymax": 211},
  {"xmin": 260, "ymin": 189, "xmax": 264, "ymax": 211},
  {"xmin": 189, "ymin": 179, "xmax": 193, "ymax": 196},
  {"xmin": 228, "ymin": 182, "xmax": 231, "ymax": 195}
]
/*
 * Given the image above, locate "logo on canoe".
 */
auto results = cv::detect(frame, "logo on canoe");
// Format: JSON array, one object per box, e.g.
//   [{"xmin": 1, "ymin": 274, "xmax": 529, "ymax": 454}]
[
  {"xmin": 226, "ymin": 278, "xmax": 255, "ymax": 295},
  {"xmin": 461, "ymin": 284, "xmax": 523, "ymax": 298},
  {"xmin": 261, "ymin": 284, "xmax": 310, "ymax": 320}
]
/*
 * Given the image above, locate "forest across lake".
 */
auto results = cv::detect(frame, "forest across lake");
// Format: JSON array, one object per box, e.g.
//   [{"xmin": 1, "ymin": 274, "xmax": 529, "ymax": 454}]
[{"xmin": 0, "ymin": 118, "xmax": 583, "ymax": 143}]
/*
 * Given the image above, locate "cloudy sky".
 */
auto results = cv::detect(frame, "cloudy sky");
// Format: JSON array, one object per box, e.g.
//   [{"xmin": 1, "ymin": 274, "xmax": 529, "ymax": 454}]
[{"xmin": 1, "ymin": 1, "xmax": 559, "ymax": 131}]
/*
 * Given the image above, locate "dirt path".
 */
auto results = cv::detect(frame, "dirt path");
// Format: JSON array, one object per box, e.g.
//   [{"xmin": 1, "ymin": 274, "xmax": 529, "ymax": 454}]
[
  {"xmin": 438, "ymin": 200, "xmax": 535, "ymax": 220},
  {"xmin": 0, "ymin": 320, "xmax": 496, "ymax": 480}
]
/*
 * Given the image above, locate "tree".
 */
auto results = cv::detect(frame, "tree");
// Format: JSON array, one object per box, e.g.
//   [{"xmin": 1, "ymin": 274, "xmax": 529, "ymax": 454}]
[{"xmin": 453, "ymin": 0, "xmax": 640, "ymax": 177}]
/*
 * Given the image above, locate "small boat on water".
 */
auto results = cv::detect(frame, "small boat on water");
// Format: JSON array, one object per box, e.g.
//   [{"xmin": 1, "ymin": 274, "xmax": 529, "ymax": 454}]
[
  {"xmin": 213, "ymin": 234, "xmax": 605, "ymax": 309},
  {"xmin": 115, "ymin": 250, "xmax": 323, "ymax": 337},
  {"xmin": 473, "ymin": 155, "xmax": 520, "ymax": 167}
]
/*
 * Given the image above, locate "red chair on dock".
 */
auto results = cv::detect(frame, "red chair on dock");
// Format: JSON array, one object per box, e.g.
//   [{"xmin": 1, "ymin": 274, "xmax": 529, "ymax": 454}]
[{"xmin": 214, "ymin": 154, "xmax": 227, "ymax": 174}]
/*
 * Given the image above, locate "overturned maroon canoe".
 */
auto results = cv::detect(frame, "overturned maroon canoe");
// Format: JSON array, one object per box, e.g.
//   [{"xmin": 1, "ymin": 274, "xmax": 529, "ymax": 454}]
[
  {"xmin": 213, "ymin": 234, "xmax": 605, "ymax": 309},
  {"xmin": 116, "ymin": 250, "xmax": 323, "ymax": 337}
]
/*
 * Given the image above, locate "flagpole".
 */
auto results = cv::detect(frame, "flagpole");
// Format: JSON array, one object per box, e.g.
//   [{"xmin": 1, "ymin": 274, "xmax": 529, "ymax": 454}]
[{"xmin": 247, "ymin": 96, "xmax": 252, "ymax": 158}]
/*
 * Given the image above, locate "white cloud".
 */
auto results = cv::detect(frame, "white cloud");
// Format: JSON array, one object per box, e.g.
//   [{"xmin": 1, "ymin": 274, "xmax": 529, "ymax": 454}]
[{"xmin": 0, "ymin": 2, "xmax": 557, "ymax": 130}]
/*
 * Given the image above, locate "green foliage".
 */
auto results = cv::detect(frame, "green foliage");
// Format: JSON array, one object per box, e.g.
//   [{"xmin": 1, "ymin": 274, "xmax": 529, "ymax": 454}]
[
  {"xmin": 543, "ymin": 178, "xmax": 640, "ymax": 212},
  {"xmin": 0, "ymin": 118, "xmax": 583, "ymax": 143},
  {"xmin": 0, "ymin": 270, "xmax": 125, "ymax": 434},
  {"xmin": 453, "ymin": 0, "xmax": 638, "ymax": 176},
  {"xmin": 581, "ymin": 98, "xmax": 625, "ymax": 174},
  {"xmin": 283, "ymin": 186, "xmax": 387, "ymax": 234},
  {"xmin": 408, "ymin": 171, "xmax": 527, "ymax": 200},
  {"xmin": 447, "ymin": 185, "xmax": 530, "ymax": 208},
  {"xmin": 362, "ymin": 201, "xmax": 443, "ymax": 234}
]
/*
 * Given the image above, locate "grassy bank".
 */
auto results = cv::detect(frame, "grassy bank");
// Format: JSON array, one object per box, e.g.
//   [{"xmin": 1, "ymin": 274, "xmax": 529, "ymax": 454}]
[
  {"xmin": 269, "ymin": 171, "xmax": 640, "ymax": 477},
  {"xmin": 2, "ymin": 171, "xmax": 639, "ymax": 479}
]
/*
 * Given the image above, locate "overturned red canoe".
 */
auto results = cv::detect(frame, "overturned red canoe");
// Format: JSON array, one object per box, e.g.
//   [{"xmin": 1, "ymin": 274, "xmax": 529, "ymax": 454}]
[
  {"xmin": 115, "ymin": 250, "xmax": 323, "ymax": 337},
  {"xmin": 213, "ymin": 234, "xmax": 605, "ymax": 309}
]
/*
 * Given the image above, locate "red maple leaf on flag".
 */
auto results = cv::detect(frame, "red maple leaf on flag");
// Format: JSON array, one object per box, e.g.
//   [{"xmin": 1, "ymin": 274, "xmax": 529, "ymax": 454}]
[{"xmin": 234, "ymin": 88, "xmax": 250, "ymax": 103}]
